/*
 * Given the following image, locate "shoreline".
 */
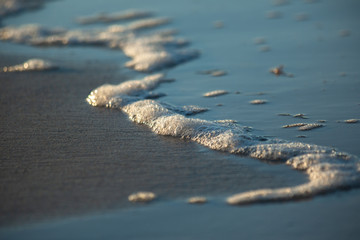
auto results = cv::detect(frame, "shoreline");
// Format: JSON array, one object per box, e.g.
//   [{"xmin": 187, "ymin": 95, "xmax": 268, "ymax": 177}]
[
  {"xmin": 0, "ymin": 53, "xmax": 308, "ymax": 227},
  {"xmin": 1, "ymin": 0, "xmax": 360, "ymax": 238}
]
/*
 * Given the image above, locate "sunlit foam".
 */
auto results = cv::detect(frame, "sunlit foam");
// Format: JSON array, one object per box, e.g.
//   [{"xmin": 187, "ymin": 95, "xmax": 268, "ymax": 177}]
[
  {"xmin": 0, "ymin": 16, "xmax": 199, "ymax": 72},
  {"xmin": 87, "ymin": 74, "xmax": 360, "ymax": 205},
  {"xmin": 1, "ymin": 58, "xmax": 57, "ymax": 72}
]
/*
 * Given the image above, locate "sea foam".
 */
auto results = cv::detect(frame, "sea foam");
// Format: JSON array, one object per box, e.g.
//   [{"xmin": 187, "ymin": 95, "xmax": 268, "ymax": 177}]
[
  {"xmin": 87, "ymin": 74, "xmax": 360, "ymax": 205},
  {"xmin": 2, "ymin": 7, "xmax": 359, "ymax": 205},
  {"xmin": 0, "ymin": 15, "xmax": 199, "ymax": 72},
  {"xmin": 1, "ymin": 58, "xmax": 56, "ymax": 72}
]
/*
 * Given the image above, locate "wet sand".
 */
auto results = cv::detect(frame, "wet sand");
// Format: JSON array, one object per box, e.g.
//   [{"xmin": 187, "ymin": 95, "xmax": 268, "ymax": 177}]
[
  {"xmin": 1, "ymin": 51, "xmax": 359, "ymax": 239},
  {"xmin": 0, "ymin": 53, "xmax": 307, "ymax": 226},
  {"xmin": 1, "ymin": 0, "xmax": 360, "ymax": 238}
]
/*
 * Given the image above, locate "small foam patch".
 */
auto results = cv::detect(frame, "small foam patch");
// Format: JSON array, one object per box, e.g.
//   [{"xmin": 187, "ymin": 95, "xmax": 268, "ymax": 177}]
[{"xmin": 1, "ymin": 58, "xmax": 57, "ymax": 72}]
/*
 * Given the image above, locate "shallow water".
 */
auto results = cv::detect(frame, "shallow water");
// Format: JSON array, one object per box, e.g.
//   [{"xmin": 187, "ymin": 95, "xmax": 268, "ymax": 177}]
[
  {"xmin": 1, "ymin": 0, "xmax": 360, "ymax": 235},
  {"xmin": 2, "ymin": 189, "xmax": 360, "ymax": 240}
]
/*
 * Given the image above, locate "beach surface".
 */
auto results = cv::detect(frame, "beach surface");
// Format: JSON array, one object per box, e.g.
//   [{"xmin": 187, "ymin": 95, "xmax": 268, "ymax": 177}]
[
  {"xmin": 1, "ymin": 0, "xmax": 360, "ymax": 239},
  {"xmin": 2, "ymin": 189, "xmax": 360, "ymax": 240}
]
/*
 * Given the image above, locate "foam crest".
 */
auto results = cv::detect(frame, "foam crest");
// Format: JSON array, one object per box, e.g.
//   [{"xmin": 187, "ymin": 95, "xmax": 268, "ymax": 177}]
[
  {"xmin": 120, "ymin": 99, "xmax": 264, "ymax": 152},
  {"xmin": 0, "ymin": 24, "xmax": 66, "ymax": 44},
  {"xmin": 118, "ymin": 32, "xmax": 198, "ymax": 72},
  {"xmin": 240, "ymin": 142, "xmax": 331, "ymax": 162},
  {"xmin": 87, "ymin": 74, "xmax": 360, "ymax": 205},
  {"xmin": 86, "ymin": 73, "xmax": 169, "ymax": 107},
  {"xmin": 0, "ymin": 15, "xmax": 198, "ymax": 72},
  {"xmin": 125, "ymin": 48, "xmax": 199, "ymax": 72},
  {"xmin": 227, "ymin": 152, "xmax": 360, "ymax": 205}
]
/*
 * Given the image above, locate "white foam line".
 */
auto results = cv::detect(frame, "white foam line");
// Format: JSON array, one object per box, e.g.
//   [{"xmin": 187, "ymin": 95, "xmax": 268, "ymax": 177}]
[
  {"xmin": 0, "ymin": 16, "xmax": 199, "ymax": 72},
  {"xmin": 87, "ymin": 74, "xmax": 360, "ymax": 205}
]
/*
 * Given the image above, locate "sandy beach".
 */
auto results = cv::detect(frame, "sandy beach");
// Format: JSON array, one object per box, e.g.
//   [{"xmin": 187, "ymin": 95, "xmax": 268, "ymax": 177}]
[
  {"xmin": 0, "ymin": 53, "xmax": 309, "ymax": 226},
  {"xmin": 1, "ymin": 0, "xmax": 360, "ymax": 239}
]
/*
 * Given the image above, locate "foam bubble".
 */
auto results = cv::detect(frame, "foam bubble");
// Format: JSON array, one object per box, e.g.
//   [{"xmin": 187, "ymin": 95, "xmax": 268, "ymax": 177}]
[
  {"xmin": 128, "ymin": 192, "xmax": 156, "ymax": 202},
  {"xmin": 87, "ymin": 74, "xmax": 360, "ymax": 205}
]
